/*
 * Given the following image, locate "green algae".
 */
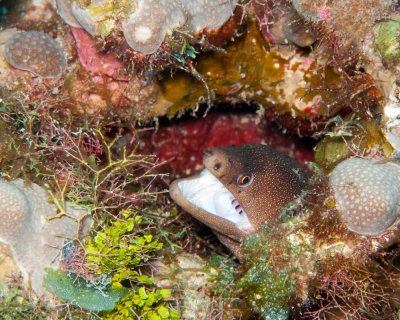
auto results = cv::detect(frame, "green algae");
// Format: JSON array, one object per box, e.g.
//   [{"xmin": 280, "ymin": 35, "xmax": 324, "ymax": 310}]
[
  {"xmin": 239, "ymin": 229, "xmax": 298, "ymax": 320},
  {"xmin": 314, "ymin": 118, "xmax": 393, "ymax": 172},
  {"xmin": 374, "ymin": 20, "xmax": 400, "ymax": 66},
  {"xmin": 0, "ymin": 281, "xmax": 48, "ymax": 320},
  {"xmin": 44, "ymin": 269, "xmax": 129, "ymax": 312}
]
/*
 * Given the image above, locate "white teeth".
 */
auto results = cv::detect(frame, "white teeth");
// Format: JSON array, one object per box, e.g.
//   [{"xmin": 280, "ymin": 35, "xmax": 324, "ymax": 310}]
[{"xmin": 176, "ymin": 169, "xmax": 254, "ymax": 231}]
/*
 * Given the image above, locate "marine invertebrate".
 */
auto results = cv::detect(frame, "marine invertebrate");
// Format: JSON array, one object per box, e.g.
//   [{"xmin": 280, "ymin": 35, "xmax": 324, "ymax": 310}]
[
  {"xmin": 159, "ymin": 22, "xmax": 380, "ymax": 128},
  {"xmin": 4, "ymin": 31, "xmax": 66, "ymax": 78},
  {"xmin": 122, "ymin": 0, "xmax": 238, "ymax": 54},
  {"xmin": 329, "ymin": 157, "xmax": 400, "ymax": 235},
  {"xmin": 58, "ymin": 0, "xmax": 239, "ymax": 55},
  {"xmin": 169, "ymin": 144, "xmax": 308, "ymax": 257},
  {"xmin": 0, "ymin": 179, "xmax": 87, "ymax": 297}
]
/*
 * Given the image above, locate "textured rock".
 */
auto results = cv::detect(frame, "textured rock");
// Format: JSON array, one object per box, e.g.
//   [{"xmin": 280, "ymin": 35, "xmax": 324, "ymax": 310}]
[
  {"xmin": 329, "ymin": 158, "xmax": 400, "ymax": 235},
  {"xmin": 4, "ymin": 31, "xmax": 66, "ymax": 78}
]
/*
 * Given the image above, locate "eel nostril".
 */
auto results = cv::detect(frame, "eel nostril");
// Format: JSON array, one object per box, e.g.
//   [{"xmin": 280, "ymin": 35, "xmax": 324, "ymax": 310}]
[{"xmin": 203, "ymin": 149, "xmax": 213, "ymax": 157}]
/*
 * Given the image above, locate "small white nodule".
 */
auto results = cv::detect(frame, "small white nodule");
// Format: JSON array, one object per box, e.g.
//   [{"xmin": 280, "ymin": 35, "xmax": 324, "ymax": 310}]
[{"xmin": 134, "ymin": 26, "xmax": 153, "ymax": 43}]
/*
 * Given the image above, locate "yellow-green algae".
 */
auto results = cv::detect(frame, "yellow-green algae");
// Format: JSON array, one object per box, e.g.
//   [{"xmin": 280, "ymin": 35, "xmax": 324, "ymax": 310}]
[
  {"xmin": 315, "ymin": 118, "xmax": 393, "ymax": 172},
  {"xmin": 161, "ymin": 22, "xmax": 342, "ymax": 117},
  {"xmin": 373, "ymin": 19, "xmax": 400, "ymax": 67}
]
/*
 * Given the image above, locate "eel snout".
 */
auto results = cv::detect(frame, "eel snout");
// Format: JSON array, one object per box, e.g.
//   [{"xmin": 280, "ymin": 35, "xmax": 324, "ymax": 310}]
[{"xmin": 169, "ymin": 169, "xmax": 255, "ymax": 241}]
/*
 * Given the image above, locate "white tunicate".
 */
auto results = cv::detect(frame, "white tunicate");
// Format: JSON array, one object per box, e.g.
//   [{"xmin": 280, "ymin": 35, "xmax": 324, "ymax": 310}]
[
  {"xmin": 122, "ymin": 0, "xmax": 186, "ymax": 55},
  {"xmin": 122, "ymin": 0, "xmax": 238, "ymax": 54},
  {"xmin": 58, "ymin": 0, "xmax": 239, "ymax": 54},
  {"xmin": 329, "ymin": 158, "xmax": 400, "ymax": 236}
]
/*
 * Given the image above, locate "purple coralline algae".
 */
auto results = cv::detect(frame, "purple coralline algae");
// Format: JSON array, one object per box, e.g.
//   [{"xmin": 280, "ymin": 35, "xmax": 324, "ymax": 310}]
[
  {"xmin": 4, "ymin": 31, "xmax": 66, "ymax": 78},
  {"xmin": 329, "ymin": 157, "xmax": 400, "ymax": 236}
]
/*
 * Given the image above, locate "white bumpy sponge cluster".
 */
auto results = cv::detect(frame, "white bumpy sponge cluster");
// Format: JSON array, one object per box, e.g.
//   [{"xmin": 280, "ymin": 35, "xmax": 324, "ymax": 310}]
[
  {"xmin": 57, "ymin": 0, "xmax": 238, "ymax": 55},
  {"xmin": 329, "ymin": 158, "xmax": 400, "ymax": 236},
  {"xmin": 122, "ymin": 0, "xmax": 238, "ymax": 54}
]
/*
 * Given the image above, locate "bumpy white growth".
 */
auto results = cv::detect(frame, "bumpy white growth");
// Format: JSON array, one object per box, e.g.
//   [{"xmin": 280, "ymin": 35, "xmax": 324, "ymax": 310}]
[
  {"xmin": 57, "ymin": 0, "xmax": 238, "ymax": 54},
  {"xmin": 122, "ymin": 0, "xmax": 238, "ymax": 54},
  {"xmin": 329, "ymin": 158, "xmax": 400, "ymax": 236},
  {"xmin": 0, "ymin": 179, "xmax": 87, "ymax": 297},
  {"xmin": 176, "ymin": 169, "xmax": 253, "ymax": 232},
  {"xmin": 122, "ymin": 0, "xmax": 186, "ymax": 54}
]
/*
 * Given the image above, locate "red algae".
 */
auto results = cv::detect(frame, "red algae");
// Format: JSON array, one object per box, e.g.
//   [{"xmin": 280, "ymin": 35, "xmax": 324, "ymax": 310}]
[
  {"xmin": 138, "ymin": 112, "xmax": 314, "ymax": 177},
  {"xmin": 71, "ymin": 28, "xmax": 127, "ymax": 80}
]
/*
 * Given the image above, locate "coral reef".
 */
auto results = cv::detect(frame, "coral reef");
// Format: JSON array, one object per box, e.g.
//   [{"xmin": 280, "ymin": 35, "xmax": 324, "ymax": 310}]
[
  {"xmin": 57, "ymin": 0, "xmax": 240, "ymax": 55},
  {"xmin": 314, "ymin": 116, "xmax": 393, "ymax": 172},
  {"xmin": 329, "ymin": 157, "xmax": 400, "ymax": 235},
  {"xmin": 0, "ymin": 179, "xmax": 88, "ymax": 297},
  {"xmin": 249, "ymin": 0, "xmax": 317, "ymax": 47},
  {"xmin": 3, "ymin": 0, "xmax": 400, "ymax": 318},
  {"xmin": 139, "ymin": 112, "xmax": 314, "ymax": 177}
]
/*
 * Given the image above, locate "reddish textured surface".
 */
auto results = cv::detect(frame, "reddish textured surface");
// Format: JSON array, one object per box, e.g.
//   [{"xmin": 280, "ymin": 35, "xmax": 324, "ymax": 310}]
[
  {"xmin": 138, "ymin": 112, "xmax": 314, "ymax": 177},
  {"xmin": 71, "ymin": 28, "xmax": 127, "ymax": 80},
  {"xmin": 200, "ymin": 6, "xmax": 244, "ymax": 47}
]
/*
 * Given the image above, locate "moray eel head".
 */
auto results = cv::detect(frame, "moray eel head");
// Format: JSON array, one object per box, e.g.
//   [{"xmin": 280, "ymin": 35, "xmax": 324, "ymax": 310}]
[{"xmin": 169, "ymin": 144, "xmax": 308, "ymax": 258}]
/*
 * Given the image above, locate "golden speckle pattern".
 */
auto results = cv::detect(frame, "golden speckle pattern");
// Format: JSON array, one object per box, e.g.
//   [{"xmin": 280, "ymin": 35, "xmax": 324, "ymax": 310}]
[
  {"xmin": 4, "ymin": 31, "xmax": 66, "ymax": 78},
  {"xmin": 204, "ymin": 144, "xmax": 309, "ymax": 229},
  {"xmin": 329, "ymin": 158, "xmax": 400, "ymax": 236}
]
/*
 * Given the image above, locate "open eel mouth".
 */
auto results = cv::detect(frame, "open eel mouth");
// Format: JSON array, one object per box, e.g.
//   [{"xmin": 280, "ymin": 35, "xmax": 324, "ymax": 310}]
[{"xmin": 170, "ymin": 169, "xmax": 254, "ymax": 234}]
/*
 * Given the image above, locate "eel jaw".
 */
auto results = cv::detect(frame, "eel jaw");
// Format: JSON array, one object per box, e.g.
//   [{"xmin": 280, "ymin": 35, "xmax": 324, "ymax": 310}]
[{"xmin": 169, "ymin": 169, "xmax": 255, "ymax": 241}]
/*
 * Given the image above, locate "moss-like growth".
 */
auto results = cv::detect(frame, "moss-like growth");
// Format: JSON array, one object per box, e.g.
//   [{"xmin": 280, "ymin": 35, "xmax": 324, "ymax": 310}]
[
  {"xmin": 0, "ymin": 281, "xmax": 48, "ymax": 319},
  {"xmin": 103, "ymin": 288, "xmax": 179, "ymax": 320},
  {"xmin": 239, "ymin": 230, "xmax": 297, "ymax": 320},
  {"xmin": 314, "ymin": 116, "xmax": 393, "ymax": 172},
  {"xmin": 82, "ymin": 209, "xmax": 179, "ymax": 318},
  {"xmin": 85, "ymin": 210, "xmax": 163, "ymax": 284},
  {"xmin": 374, "ymin": 20, "xmax": 400, "ymax": 66}
]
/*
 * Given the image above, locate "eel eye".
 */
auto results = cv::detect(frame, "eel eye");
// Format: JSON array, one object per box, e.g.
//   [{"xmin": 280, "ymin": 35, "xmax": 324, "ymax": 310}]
[{"xmin": 237, "ymin": 174, "xmax": 254, "ymax": 187}]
